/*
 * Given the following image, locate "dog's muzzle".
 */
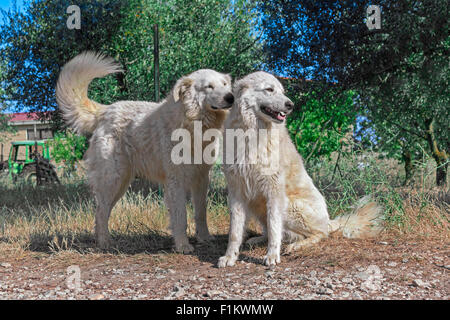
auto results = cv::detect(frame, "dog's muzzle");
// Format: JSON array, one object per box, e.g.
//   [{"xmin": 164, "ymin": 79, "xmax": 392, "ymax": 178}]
[
  {"xmin": 211, "ymin": 92, "xmax": 234, "ymax": 110},
  {"xmin": 224, "ymin": 93, "xmax": 234, "ymax": 105}
]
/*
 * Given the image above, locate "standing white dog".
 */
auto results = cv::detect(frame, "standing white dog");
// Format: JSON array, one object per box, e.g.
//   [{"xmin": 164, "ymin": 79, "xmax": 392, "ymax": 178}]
[
  {"xmin": 56, "ymin": 52, "xmax": 234, "ymax": 253},
  {"xmin": 218, "ymin": 72, "xmax": 383, "ymax": 267}
]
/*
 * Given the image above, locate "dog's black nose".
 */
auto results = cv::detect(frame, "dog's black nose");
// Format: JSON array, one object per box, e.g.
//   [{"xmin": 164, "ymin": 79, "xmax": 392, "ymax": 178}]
[
  {"xmin": 285, "ymin": 100, "xmax": 294, "ymax": 110},
  {"xmin": 224, "ymin": 93, "xmax": 234, "ymax": 104}
]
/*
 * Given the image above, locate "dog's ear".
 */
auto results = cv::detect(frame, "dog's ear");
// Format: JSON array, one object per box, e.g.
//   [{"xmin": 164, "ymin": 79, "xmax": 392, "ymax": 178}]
[
  {"xmin": 233, "ymin": 79, "xmax": 248, "ymax": 98},
  {"xmin": 224, "ymin": 74, "xmax": 232, "ymax": 85},
  {"xmin": 173, "ymin": 77, "xmax": 194, "ymax": 103},
  {"xmin": 173, "ymin": 76, "xmax": 201, "ymax": 120}
]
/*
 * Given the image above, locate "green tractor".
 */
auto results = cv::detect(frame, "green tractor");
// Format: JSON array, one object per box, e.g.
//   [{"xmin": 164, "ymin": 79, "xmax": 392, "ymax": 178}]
[{"xmin": 1, "ymin": 140, "xmax": 60, "ymax": 185}]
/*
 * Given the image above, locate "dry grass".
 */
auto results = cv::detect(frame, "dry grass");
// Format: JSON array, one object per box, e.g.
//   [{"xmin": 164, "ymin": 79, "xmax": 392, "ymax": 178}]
[
  {"xmin": 0, "ymin": 153, "xmax": 448, "ymax": 259},
  {"xmin": 0, "ymin": 173, "xmax": 231, "ymax": 257},
  {"xmin": 388, "ymin": 190, "xmax": 449, "ymax": 239}
]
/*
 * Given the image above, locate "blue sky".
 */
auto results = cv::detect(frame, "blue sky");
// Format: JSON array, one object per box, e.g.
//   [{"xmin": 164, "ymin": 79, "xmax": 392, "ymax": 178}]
[
  {"xmin": 0, "ymin": 0, "xmax": 23, "ymax": 11},
  {"xmin": 0, "ymin": 1, "xmax": 24, "ymax": 112}
]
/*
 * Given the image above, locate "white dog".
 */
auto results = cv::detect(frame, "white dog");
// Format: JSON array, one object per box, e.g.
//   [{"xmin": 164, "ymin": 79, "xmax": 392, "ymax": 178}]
[
  {"xmin": 218, "ymin": 72, "xmax": 383, "ymax": 267},
  {"xmin": 56, "ymin": 52, "xmax": 234, "ymax": 253}
]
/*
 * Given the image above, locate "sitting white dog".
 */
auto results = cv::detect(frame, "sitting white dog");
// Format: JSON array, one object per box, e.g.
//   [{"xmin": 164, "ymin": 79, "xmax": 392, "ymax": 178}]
[{"xmin": 218, "ymin": 72, "xmax": 383, "ymax": 267}]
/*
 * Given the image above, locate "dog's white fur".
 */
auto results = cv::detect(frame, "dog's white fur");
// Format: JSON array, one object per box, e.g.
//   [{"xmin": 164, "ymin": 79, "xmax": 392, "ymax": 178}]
[
  {"xmin": 56, "ymin": 52, "xmax": 234, "ymax": 253},
  {"xmin": 218, "ymin": 71, "xmax": 384, "ymax": 267}
]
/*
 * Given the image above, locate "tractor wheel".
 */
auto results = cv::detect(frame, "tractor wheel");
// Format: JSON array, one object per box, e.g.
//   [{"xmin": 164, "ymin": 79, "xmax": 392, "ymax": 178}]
[
  {"xmin": 25, "ymin": 171, "xmax": 37, "ymax": 185},
  {"xmin": 19, "ymin": 159, "xmax": 60, "ymax": 185},
  {"xmin": 36, "ymin": 158, "xmax": 60, "ymax": 184},
  {"xmin": 19, "ymin": 164, "xmax": 38, "ymax": 186}
]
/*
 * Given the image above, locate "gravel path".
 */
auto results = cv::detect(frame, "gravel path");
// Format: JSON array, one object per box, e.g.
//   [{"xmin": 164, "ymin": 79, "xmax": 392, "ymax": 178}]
[{"xmin": 0, "ymin": 237, "xmax": 448, "ymax": 300}]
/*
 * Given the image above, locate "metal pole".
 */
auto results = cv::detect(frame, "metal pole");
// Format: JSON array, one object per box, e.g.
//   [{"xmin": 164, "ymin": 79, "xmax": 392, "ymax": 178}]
[
  {"xmin": 153, "ymin": 24, "xmax": 163, "ymax": 197},
  {"xmin": 34, "ymin": 140, "xmax": 41, "ymax": 186},
  {"xmin": 153, "ymin": 24, "xmax": 160, "ymax": 102}
]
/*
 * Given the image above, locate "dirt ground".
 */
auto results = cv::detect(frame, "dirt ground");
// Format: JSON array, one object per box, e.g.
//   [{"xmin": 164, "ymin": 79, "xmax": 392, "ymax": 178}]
[{"xmin": 0, "ymin": 235, "xmax": 448, "ymax": 300}]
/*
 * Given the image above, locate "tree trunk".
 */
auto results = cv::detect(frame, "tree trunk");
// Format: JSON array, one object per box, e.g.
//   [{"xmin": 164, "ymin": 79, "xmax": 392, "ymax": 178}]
[
  {"xmin": 402, "ymin": 149, "xmax": 413, "ymax": 185},
  {"xmin": 425, "ymin": 119, "xmax": 448, "ymax": 186},
  {"xmin": 436, "ymin": 162, "xmax": 448, "ymax": 186}
]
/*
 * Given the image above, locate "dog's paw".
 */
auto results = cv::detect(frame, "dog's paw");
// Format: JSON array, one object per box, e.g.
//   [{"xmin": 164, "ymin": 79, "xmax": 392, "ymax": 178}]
[
  {"xmin": 284, "ymin": 239, "xmax": 313, "ymax": 254},
  {"xmin": 246, "ymin": 236, "xmax": 267, "ymax": 246},
  {"xmin": 217, "ymin": 255, "xmax": 237, "ymax": 268},
  {"xmin": 175, "ymin": 242, "xmax": 194, "ymax": 254},
  {"xmin": 263, "ymin": 252, "xmax": 280, "ymax": 266}
]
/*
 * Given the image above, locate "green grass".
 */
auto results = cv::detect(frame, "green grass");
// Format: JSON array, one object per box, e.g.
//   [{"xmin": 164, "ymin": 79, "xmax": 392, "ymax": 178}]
[{"xmin": 307, "ymin": 150, "xmax": 448, "ymax": 234}]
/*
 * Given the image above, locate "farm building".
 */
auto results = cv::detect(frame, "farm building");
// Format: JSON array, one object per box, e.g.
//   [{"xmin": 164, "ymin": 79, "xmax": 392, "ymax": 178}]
[{"xmin": 0, "ymin": 112, "xmax": 54, "ymax": 162}]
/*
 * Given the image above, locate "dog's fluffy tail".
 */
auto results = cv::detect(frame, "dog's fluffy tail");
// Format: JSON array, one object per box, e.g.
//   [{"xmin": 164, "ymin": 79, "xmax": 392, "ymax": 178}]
[
  {"xmin": 56, "ymin": 51, "xmax": 122, "ymax": 134},
  {"xmin": 328, "ymin": 196, "xmax": 384, "ymax": 238}
]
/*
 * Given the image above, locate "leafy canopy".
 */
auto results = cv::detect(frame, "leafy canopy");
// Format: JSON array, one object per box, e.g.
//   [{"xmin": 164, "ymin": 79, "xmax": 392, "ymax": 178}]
[
  {"xmin": 0, "ymin": 0, "xmax": 262, "ymax": 123},
  {"xmin": 261, "ymin": 0, "xmax": 449, "ymax": 184},
  {"xmin": 286, "ymin": 87, "xmax": 356, "ymax": 163}
]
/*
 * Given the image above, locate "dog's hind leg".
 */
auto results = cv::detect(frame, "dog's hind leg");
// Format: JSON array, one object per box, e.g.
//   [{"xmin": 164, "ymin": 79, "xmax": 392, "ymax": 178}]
[
  {"xmin": 94, "ymin": 201, "xmax": 113, "ymax": 250},
  {"xmin": 246, "ymin": 235, "xmax": 267, "ymax": 246},
  {"xmin": 284, "ymin": 232, "xmax": 326, "ymax": 254},
  {"xmin": 191, "ymin": 173, "xmax": 213, "ymax": 242},
  {"xmin": 91, "ymin": 160, "xmax": 133, "ymax": 250},
  {"xmin": 165, "ymin": 177, "xmax": 194, "ymax": 253},
  {"xmin": 245, "ymin": 217, "xmax": 267, "ymax": 246},
  {"xmin": 283, "ymin": 197, "xmax": 329, "ymax": 254}
]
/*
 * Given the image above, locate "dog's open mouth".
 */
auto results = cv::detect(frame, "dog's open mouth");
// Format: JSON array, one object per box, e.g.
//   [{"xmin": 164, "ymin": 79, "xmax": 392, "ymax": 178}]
[{"xmin": 261, "ymin": 106, "xmax": 286, "ymax": 122}]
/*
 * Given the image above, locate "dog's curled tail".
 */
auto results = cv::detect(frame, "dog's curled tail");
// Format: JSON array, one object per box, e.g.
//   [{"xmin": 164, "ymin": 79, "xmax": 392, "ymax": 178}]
[
  {"xmin": 56, "ymin": 51, "xmax": 122, "ymax": 134},
  {"xmin": 328, "ymin": 196, "xmax": 384, "ymax": 239}
]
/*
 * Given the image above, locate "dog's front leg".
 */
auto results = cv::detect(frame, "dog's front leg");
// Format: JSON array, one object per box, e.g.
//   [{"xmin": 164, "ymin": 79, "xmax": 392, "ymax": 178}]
[
  {"xmin": 218, "ymin": 194, "xmax": 247, "ymax": 268},
  {"xmin": 264, "ymin": 194, "xmax": 286, "ymax": 266},
  {"xmin": 192, "ymin": 173, "xmax": 213, "ymax": 242},
  {"xmin": 165, "ymin": 178, "xmax": 194, "ymax": 253}
]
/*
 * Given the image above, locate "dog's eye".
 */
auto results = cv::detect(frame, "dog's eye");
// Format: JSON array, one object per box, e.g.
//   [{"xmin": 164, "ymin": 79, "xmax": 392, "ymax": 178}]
[
  {"xmin": 265, "ymin": 88, "xmax": 274, "ymax": 92},
  {"xmin": 206, "ymin": 84, "xmax": 214, "ymax": 90}
]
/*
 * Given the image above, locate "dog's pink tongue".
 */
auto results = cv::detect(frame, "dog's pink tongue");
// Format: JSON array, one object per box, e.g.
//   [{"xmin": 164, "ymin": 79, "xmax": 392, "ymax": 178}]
[{"xmin": 276, "ymin": 113, "xmax": 286, "ymax": 121}]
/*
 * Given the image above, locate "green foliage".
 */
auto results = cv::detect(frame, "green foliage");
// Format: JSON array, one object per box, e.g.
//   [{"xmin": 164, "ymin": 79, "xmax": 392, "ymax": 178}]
[
  {"xmin": 0, "ymin": 62, "xmax": 15, "ymax": 140},
  {"xmin": 90, "ymin": 0, "xmax": 262, "ymax": 103},
  {"xmin": 0, "ymin": 0, "xmax": 262, "ymax": 120},
  {"xmin": 260, "ymin": 0, "xmax": 448, "ymax": 87},
  {"xmin": 49, "ymin": 131, "xmax": 88, "ymax": 173},
  {"xmin": 0, "ymin": 0, "xmax": 126, "ymax": 115},
  {"xmin": 308, "ymin": 150, "xmax": 406, "ymax": 227},
  {"xmin": 287, "ymin": 88, "xmax": 356, "ymax": 163},
  {"xmin": 356, "ymin": 33, "xmax": 449, "ymax": 185},
  {"xmin": 261, "ymin": 0, "xmax": 449, "ymax": 185}
]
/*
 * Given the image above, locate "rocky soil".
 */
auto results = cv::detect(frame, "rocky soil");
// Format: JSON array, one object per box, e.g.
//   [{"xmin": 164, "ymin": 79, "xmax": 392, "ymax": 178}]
[{"xmin": 0, "ymin": 237, "xmax": 448, "ymax": 300}]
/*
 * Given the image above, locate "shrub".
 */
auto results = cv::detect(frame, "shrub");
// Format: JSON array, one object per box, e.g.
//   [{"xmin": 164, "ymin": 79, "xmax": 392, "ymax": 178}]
[{"xmin": 49, "ymin": 130, "xmax": 88, "ymax": 175}]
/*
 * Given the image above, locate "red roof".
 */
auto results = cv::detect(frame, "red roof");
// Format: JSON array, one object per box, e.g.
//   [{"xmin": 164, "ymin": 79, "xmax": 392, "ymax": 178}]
[{"xmin": 7, "ymin": 112, "xmax": 51, "ymax": 122}]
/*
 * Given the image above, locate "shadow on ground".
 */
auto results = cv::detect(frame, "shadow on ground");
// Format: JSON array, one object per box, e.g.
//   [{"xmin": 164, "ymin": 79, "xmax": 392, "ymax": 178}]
[{"xmin": 2, "ymin": 231, "xmax": 264, "ymax": 266}]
